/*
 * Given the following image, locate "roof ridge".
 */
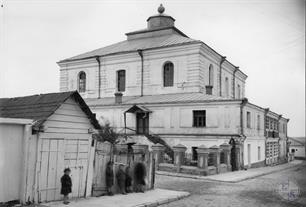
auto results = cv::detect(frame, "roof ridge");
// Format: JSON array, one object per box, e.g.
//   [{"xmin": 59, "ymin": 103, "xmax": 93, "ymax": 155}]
[{"xmin": 1, "ymin": 91, "xmax": 74, "ymax": 100}]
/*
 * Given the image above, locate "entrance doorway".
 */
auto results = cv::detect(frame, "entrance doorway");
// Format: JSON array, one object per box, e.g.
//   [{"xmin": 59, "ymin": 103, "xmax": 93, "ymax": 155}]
[
  {"xmin": 229, "ymin": 138, "xmax": 237, "ymax": 171},
  {"xmin": 136, "ymin": 112, "xmax": 149, "ymax": 134}
]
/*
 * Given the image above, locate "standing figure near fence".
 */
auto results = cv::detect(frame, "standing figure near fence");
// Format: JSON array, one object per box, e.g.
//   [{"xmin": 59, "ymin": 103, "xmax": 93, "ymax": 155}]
[
  {"xmin": 60, "ymin": 168, "xmax": 72, "ymax": 205},
  {"xmin": 125, "ymin": 166, "xmax": 133, "ymax": 193},
  {"xmin": 116, "ymin": 164, "xmax": 126, "ymax": 194},
  {"xmin": 134, "ymin": 162, "xmax": 146, "ymax": 193},
  {"xmin": 105, "ymin": 161, "xmax": 114, "ymax": 196}
]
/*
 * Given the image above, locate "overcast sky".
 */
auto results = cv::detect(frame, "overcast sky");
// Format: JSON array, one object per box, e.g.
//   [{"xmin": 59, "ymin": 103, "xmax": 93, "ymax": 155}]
[{"xmin": 0, "ymin": 0, "xmax": 305, "ymax": 137}]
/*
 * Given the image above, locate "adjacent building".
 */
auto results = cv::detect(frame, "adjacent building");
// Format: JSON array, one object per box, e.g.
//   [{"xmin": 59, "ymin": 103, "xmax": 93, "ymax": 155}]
[
  {"xmin": 0, "ymin": 91, "xmax": 100, "ymax": 204},
  {"xmin": 289, "ymin": 137, "xmax": 306, "ymax": 159},
  {"xmin": 57, "ymin": 5, "xmax": 289, "ymax": 170}
]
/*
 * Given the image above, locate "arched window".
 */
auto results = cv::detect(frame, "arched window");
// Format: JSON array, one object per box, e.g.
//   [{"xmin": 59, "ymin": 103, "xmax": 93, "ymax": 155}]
[
  {"xmin": 225, "ymin": 77, "xmax": 229, "ymax": 97},
  {"xmin": 209, "ymin": 64, "xmax": 214, "ymax": 86},
  {"xmin": 163, "ymin": 62, "xmax": 174, "ymax": 87},
  {"xmin": 78, "ymin": 71, "xmax": 86, "ymax": 93}
]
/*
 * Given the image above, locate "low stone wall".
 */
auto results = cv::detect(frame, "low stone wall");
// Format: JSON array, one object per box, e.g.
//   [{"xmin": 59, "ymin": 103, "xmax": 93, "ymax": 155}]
[
  {"xmin": 158, "ymin": 163, "xmax": 230, "ymax": 176},
  {"xmin": 154, "ymin": 143, "xmax": 233, "ymax": 177}
]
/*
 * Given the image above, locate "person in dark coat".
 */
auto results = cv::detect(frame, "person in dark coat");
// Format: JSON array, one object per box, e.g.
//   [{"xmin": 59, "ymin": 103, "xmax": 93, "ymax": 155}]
[
  {"xmin": 116, "ymin": 164, "xmax": 126, "ymax": 194},
  {"xmin": 125, "ymin": 166, "xmax": 132, "ymax": 193},
  {"xmin": 105, "ymin": 161, "xmax": 114, "ymax": 195},
  {"xmin": 61, "ymin": 168, "xmax": 72, "ymax": 205},
  {"xmin": 134, "ymin": 162, "xmax": 146, "ymax": 193}
]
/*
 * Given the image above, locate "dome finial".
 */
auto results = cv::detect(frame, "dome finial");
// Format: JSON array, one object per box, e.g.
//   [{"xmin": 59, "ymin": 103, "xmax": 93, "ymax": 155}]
[{"xmin": 158, "ymin": 4, "xmax": 165, "ymax": 14}]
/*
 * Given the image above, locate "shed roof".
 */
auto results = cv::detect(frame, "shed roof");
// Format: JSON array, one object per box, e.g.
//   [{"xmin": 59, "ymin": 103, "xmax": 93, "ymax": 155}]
[
  {"xmin": 0, "ymin": 91, "xmax": 101, "ymax": 129},
  {"xmin": 86, "ymin": 92, "xmax": 233, "ymax": 107}
]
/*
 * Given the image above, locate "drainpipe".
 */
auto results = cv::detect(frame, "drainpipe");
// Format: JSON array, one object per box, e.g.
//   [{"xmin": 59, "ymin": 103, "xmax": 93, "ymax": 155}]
[
  {"xmin": 233, "ymin": 67, "xmax": 238, "ymax": 99},
  {"xmin": 95, "ymin": 56, "xmax": 101, "ymax": 99},
  {"xmin": 137, "ymin": 49, "xmax": 144, "ymax": 96},
  {"xmin": 239, "ymin": 98, "xmax": 248, "ymax": 169},
  {"xmin": 219, "ymin": 56, "xmax": 226, "ymax": 96}
]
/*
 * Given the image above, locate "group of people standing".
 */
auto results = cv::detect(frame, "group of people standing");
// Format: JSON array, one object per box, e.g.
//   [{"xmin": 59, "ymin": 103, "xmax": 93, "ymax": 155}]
[
  {"xmin": 59, "ymin": 161, "xmax": 147, "ymax": 205},
  {"xmin": 106, "ymin": 161, "xmax": 147, "ymax": 195}
]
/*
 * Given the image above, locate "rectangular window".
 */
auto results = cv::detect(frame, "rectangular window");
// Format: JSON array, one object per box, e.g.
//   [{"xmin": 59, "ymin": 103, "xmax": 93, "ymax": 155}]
[
  {"xmin": 257, "ymin": 115, "xmax": 260, "ymax": 130},
  {"xmin": 117, "ymin": 70, "xmax": 126, "ymax": 92},
  {"xmin": 258, "ymin": 146, "xmax": 261, "ymax": 160},
  {"xmin": 237, "ymin": 84, "xmax": 241, "ymax": 99},
  {"xmin": 247, "ymin": 111, "xmax": 251, "ymax": 128},
  {"xmin": 163, "ymin": 62, "xmax": 174, "ymax": 87},
  {"xmin": 193, "ymin": 110, "xmax": 206, "ymax": 127}
]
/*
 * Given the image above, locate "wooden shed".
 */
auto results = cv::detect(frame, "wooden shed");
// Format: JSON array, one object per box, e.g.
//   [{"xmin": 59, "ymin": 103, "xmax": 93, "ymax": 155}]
[{"xmin": 0, "ymin": 91, "xmax": 101, "ymax": 204}]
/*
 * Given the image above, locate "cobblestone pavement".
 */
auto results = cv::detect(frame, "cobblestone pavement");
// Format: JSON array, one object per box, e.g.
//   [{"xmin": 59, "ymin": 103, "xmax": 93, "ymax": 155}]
[{"xmin": 156, "ymin": 162, "xmax": 306, "ymax": 207}]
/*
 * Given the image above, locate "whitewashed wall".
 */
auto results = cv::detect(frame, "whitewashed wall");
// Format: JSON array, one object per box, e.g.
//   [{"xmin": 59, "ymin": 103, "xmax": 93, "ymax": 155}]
[
  {"xmin": 243, "ymin": 137, "xmax": 266, "ymax": 166},
  {"xmin": 0, "ymin": 124, "xmax": 24, "ymax": 202},
  {"xmin": 243, "ymin": 104, "xmax": 265, "ymax": 137},
  {"xmin": 91, "ymin": 101, "xmax": 242, "ymax": 135},
  {"xmin": 59, "ymin": 43, "xmax": 247, "ymax": 100}
]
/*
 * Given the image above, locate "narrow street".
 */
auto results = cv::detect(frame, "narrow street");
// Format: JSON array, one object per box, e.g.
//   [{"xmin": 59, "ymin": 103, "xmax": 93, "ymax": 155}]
[{"xmin": 156, "ymin": 162, "xmax": 306, "ymax": 207}]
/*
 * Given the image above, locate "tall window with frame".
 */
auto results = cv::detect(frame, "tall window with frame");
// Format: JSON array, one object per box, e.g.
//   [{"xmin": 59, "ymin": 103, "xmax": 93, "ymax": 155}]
[
  {"xmin": 237, "ymin": 84, "xmax": 241, "ymax": 99},
  {"xmin": 163, "ymin": 62, "xmax": 174, "ymax": 87},
  {"xmin": 225, "ymin": 77, "xmax": 229, "ymax": 97},
  {"xmin": 78, "ymin": 71, "xmax": 86, "ymax": 93},
  {"xmin": 117, "ymin": 70, "xmax": 126, "ymax": 92},
  {"xmin": 193, "ymin": 110, "xmax": 206, "ymax": 127},
  {"xmin": 257, "ymin": 114, "xmax": 260, "ymax": 130},
  {"xmin": 247, "ymin": 111, "xmax": 251, "ymax": 128},
  {"xmin": 209, "ymin": 64, "xmax": 214, "ymax": 86}
]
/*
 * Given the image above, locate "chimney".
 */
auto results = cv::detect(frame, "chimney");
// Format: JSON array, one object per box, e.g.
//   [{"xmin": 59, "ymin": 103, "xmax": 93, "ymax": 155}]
[
  {"xmin": 114, "ymin": 92, "xmax": 123, "ymax": 104},
  {"xmin": 205, "ymin": 85, "xmax": 213, "ymax": 95}
]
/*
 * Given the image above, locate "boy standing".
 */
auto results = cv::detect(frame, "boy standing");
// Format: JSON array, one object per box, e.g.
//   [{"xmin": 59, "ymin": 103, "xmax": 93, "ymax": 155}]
[{"xmin": 61, "ymin": 168, "xmax": 72, "ymax": 205}]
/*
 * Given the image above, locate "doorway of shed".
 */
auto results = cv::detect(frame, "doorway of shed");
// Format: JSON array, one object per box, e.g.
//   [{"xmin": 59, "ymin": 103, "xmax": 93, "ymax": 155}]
[{"xmin": 37, "ymin": 139, "xmax": 90, "ymax": 203}]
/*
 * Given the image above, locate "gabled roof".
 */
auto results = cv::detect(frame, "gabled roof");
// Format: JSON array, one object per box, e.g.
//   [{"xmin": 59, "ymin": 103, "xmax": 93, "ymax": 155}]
[
  {"xmin": 289, "ymin": 137, "xmax": 305, "ymax": 147},
  {"xmin": 58, "ymin": 34, "xmax": 200, "ymax": 63},
  {"xmin": 0, "ymin": 91, "xmax": 101, "ymax": 129},
  {"xmin": 124, "ymin": 105, "xmax": 152, "ymax": 114}
]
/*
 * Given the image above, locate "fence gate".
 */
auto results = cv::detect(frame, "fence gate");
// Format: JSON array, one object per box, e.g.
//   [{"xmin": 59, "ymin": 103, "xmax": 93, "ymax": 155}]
[
  {"xmin": 92, "ymin": 141, "xmax": 112, "ymax": 196},
  {"xmin": 38, "ymin": 139, "xmax": 90, "ymax": 203}
]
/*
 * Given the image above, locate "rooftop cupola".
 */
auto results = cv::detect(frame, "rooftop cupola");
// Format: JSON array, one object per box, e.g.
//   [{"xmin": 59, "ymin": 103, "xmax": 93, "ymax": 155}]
[{"xmin": 147, "ymin": 4, "xmax": 175, "ymax": 30}]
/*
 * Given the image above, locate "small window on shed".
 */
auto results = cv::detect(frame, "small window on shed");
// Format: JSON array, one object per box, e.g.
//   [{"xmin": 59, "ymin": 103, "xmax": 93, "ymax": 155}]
[
  {"xmin": 78, "ymin": 71, "xmax": 86, "ymax": 93},
  {"xmin": 163, "ymin": 62, "xmax": 174, "ymax": 87}
]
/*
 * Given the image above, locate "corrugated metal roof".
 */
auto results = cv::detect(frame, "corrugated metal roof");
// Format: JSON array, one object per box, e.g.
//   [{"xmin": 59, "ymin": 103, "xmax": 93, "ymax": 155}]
[
  {"xmin": 59, "ymin": 34, "xmax": 200, "ymax": 63},
  {"xmin": 85, "ymin": 92, "xmax": 232, "ymax": 107},
  {"xmin": 0, "ymin": 91, "xmax": 100, "ymax": 129}
]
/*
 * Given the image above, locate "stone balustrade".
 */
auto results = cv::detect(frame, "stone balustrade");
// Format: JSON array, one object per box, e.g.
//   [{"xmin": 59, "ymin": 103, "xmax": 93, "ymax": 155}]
[{"xmin": 156, "ymin": 142, "xmax": 236, "ymax": 176}]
